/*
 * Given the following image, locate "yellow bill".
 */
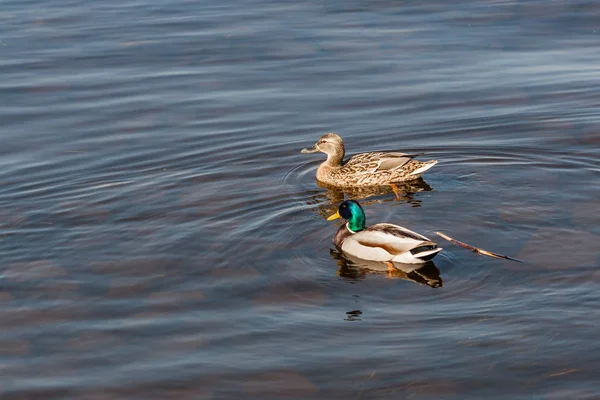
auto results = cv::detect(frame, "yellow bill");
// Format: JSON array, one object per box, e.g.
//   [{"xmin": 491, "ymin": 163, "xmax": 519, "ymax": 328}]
[{"xmin": 327, "ymin": 211, "xmax": 342, "ymax": 221}]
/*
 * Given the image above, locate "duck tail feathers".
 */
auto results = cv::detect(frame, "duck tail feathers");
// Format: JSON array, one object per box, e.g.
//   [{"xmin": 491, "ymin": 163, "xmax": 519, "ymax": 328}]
[
  {"xmin": 411, "ymin": 247, "xmax": 443, "ymax": 261},
  {"xmin": 410, "ymin": 160, "xmax": 438, "ymax": 176}
]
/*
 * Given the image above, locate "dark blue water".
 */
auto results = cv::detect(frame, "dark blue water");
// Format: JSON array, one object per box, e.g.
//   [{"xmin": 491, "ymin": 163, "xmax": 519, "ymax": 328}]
[{"xmin": 1, "ymin": 1, "xmax": 599, "ymax": 399}]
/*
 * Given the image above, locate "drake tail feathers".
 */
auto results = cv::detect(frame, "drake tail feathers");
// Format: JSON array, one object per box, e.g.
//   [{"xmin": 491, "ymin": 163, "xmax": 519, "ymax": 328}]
[{"xmin": 411, "ymin": 246, "xmax": 443, "ymax": 261}]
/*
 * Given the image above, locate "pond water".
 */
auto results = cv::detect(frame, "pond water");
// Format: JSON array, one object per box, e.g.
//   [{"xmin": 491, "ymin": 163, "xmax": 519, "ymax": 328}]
[{"xmin": 1, "ymin": 0, "xmax": 599, "ymax": 399}]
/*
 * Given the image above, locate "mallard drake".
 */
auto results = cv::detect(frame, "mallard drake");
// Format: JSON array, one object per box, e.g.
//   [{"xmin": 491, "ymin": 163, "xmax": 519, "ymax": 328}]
[
  {"xmin": 301, "ymin": 133, "xmax": 437, "ymax": 191},
  {"xmin": 327, "ymin": 200, "xmax": 442, "ymax": 264}
]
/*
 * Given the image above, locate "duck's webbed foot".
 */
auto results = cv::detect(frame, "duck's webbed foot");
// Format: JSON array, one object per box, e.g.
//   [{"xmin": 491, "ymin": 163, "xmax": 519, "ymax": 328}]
[
  {"xmin": 386, "ymin": 261, "xmax": 395, "ymax": 278},
  {"xmin": 390, "ymin": 184, "xmax": 402, "ymax": 200}
]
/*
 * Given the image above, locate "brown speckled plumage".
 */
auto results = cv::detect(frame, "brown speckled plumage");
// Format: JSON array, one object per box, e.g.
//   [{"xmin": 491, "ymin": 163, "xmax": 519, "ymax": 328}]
[{"xmin": 301, "ymin": 133, "xmax": 437, "ymax": 187}]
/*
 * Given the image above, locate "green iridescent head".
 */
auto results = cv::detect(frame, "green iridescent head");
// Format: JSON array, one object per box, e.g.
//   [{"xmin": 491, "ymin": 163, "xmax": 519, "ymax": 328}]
[{"xmin": 327, "ymin": 200, "xmax": 366, "ymax": 232}]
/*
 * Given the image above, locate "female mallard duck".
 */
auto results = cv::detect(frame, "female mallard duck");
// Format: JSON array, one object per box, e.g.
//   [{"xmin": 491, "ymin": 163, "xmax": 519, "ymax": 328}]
[
  {"xmin": 301, "ymin": 133, "xmax": 437, "ymax": 190},
  {"xmin": 327, "ymin": 200, "xmax": 442, "ymax": 264}
]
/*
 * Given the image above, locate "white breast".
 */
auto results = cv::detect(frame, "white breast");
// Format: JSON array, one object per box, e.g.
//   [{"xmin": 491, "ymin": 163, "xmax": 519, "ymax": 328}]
[{"xmin": 341, "ymin": 236, "xmax": 394, "ymax": 261}]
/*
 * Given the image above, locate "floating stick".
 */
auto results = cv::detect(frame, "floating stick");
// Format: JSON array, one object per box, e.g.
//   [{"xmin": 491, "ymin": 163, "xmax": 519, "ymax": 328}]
[{"xmin": 434, "ymin": 231, "xmax": 523, "ymax": 263}]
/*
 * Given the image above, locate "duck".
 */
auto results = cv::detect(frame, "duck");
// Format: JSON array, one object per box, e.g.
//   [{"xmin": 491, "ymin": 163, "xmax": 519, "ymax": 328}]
[
  {"xmin": 327, "ymin": 200, "xmax": 442, "ymax": 264},
  {"xmin": 301, "ymin": 133, "xmax": 437, "ymax": 194}
]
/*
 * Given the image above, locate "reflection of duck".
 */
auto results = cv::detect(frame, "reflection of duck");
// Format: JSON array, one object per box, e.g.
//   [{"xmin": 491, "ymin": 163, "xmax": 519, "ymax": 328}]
[
  {"xmin": 327, "ymin": 200, "xmax": 442, "ymax": 264},
  {"xmin": 307, "ymin": 179, "xmax": 433, "ymax": 220},
  {"xmin": 301, "ymin": 133, "xmax": 437, "ymax": 196},
  {"xmin": 317, "ymin": 178, "xmax": 432, "ymax": 203},
  {"xmin": 331, "ymin": 249, "xmax": 443, "ymax": 288}
]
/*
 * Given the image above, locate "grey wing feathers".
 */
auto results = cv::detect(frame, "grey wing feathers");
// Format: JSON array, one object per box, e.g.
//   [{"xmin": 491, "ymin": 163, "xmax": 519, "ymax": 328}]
[
  {"xmin": 351, "ymin": 224, "xmax": 436, "ymax": 256},
  {"xmin": 377, "ymin": 156, "xmax": 413, "ymax": 171},
  {"xmin": 368, "ymin": 223, "xmax": 433, "ymax": 243},
  {"xmin": 383, "ymin": 152, "xmax": 425, "ymax": 158},
  {"xmin": 346, "ymin": 152, "xmax": 422, "ymax": 172}
]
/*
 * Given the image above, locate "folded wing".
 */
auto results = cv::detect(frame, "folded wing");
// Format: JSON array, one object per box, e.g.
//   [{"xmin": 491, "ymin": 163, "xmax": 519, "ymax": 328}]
[{"xmin": 345, "ymin": 152, "xmax": 421, "ymax": 174}]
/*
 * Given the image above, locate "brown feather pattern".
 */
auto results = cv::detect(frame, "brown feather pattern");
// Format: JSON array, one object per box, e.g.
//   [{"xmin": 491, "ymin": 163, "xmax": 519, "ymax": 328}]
[{"xmin": 306, "ymin": 134, "xmax": 437, "ymax": 187}]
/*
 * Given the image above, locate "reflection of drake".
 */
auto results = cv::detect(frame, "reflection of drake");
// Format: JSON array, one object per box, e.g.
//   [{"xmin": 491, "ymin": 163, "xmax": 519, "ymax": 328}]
[
  {"xmin": 327, "ymin": 200, "xmax": 442, "ymax": 264},
  {"xmin": 331, "ymin": 249, "xmax": 443, "ymax": 288}
]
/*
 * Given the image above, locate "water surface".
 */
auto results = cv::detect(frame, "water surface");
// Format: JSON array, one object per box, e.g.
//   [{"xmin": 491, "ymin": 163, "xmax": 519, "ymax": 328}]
[{"xmin": 1, "ymin": 1, "xmax": 599, "ymax": 399}]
